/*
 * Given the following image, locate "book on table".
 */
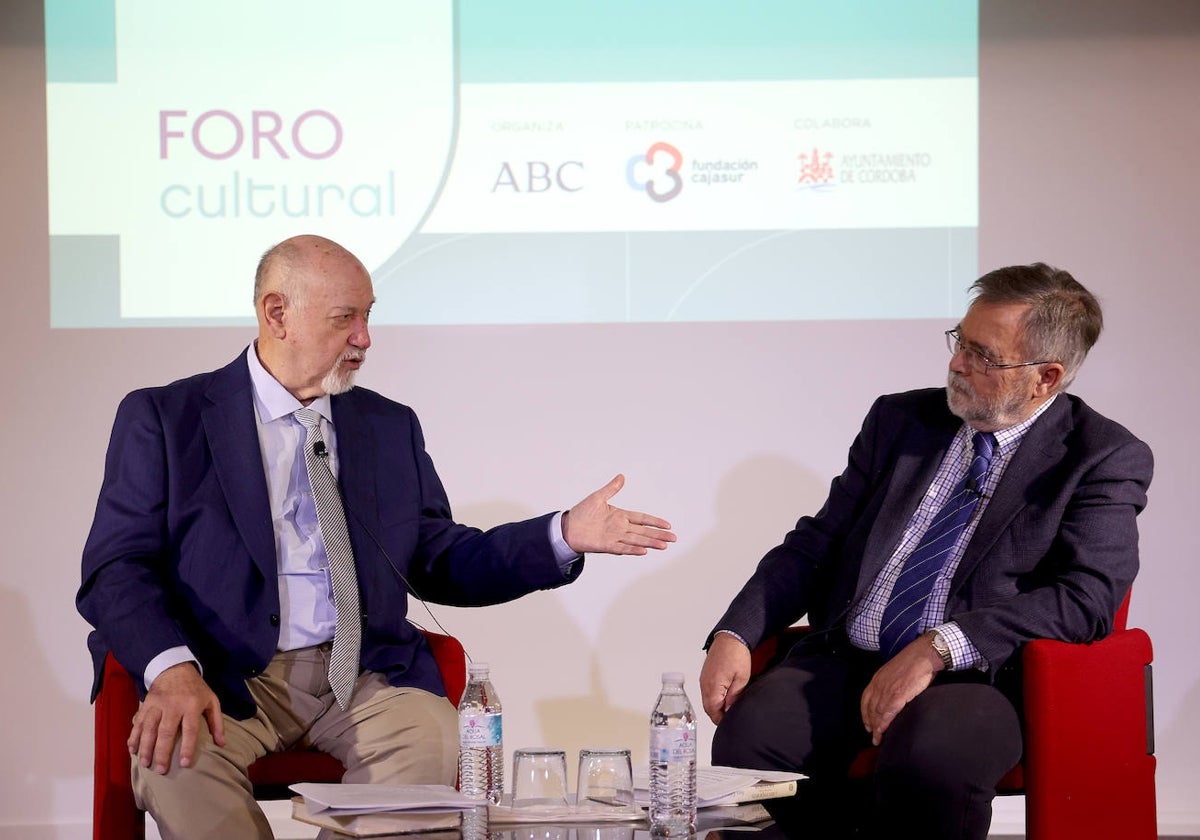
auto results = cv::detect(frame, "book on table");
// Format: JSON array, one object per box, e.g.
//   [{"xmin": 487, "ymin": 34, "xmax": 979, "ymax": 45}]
[
  {"xmin": 632, "ymin": 765, "xmax": 804, "ymax": 808},
  {"xmin": 289, "ymin": 783, "xmax": 472, "ymax": 837},
  {"xmin": 290, "ymin": 797, "xmax": 462, "ymax": 837}
]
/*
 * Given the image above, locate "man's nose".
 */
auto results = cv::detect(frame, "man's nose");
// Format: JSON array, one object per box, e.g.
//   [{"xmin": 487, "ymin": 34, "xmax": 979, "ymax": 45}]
[
  {"xmin": 351, "ymin": 320, "xmax": 371, "ymax": 350},
  {"xmin": 948, "ymin": 346, "xmax": 970, "ymax": 375}
]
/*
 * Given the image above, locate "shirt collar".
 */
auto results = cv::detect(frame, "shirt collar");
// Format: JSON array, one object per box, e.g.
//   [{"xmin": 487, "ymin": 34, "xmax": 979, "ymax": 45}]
[
  {"xmin": 993, "ymin": 393, "xmax": 1058, "ymax": 452},
  {"xmin": 245, "ymin": 343, "xmax": 333, "ymax": 425}
]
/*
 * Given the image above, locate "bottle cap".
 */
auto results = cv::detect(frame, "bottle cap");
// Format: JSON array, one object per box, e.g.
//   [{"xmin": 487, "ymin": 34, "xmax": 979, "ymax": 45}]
[
  {"xmin": 662, "ymin": 671, "xmax": 685, "ymax": 684},
  {"xmin": 468, "ymin": 663, "xmax": 490, "ymax": 677}
]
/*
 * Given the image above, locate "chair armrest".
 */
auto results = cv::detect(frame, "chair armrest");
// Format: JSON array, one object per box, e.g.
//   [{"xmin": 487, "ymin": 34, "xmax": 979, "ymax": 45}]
[
  {"xmin": 749, "ymin": 626, "xmax": 811, "ymax": 677},
  {"xmin": 1022, "ymin": 628, "xmax": 1156, "ymax": 839},
  {"xmin": 424, "ymin": 630, "xmax": 467, "ymax": 706},
  {"xmin": 95, "ymin": 653, "xmax": 144, "ymax": 839}
]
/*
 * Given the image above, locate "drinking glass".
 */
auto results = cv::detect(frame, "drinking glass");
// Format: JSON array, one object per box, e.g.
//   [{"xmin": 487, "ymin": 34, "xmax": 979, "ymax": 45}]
[
  {"xmin": 511, "ymin": 747, "xmax": 570, "ymax": 811},
  {"xmin": 575, "ymin": 747, "xmax": 636, "ymax": 814}
]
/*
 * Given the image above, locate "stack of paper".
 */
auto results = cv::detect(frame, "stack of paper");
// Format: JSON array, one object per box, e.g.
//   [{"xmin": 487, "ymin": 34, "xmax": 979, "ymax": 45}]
[{"xmin": 289, "ymin": 783, "xmax": 473, "ymax": 837}]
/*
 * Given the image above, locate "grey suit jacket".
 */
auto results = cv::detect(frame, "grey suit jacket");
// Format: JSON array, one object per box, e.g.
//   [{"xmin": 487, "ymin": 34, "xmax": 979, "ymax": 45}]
[{"xmin": 711, "ymin": 388, "xmax": 1153, "ymax": 677}]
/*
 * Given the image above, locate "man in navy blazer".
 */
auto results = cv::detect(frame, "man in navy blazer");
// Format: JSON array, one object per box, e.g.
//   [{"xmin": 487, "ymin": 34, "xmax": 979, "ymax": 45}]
[
  {"xmin": 700, "ymin": 264, "xmax": 1152, "ymax": 839},
  {"xmin": 78, "ymin": 234, "xmax": 675, "ymax": 838}
]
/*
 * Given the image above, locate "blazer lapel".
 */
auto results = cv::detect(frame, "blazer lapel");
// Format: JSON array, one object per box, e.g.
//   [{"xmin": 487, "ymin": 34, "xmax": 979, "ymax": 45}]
[
  {"xmin": 201, "ymin": 357, "xmax": 276, "ymax": 581},
  {"xmin": 855, "ymin": 410, "xmax": 959, "ymax": 595},
  {"xmin": 332, "ymin": 394, "xmax": 380, "ymax": 544},
  {"xmin": 951, "ymin": 397, "xmax": 1071, "ymax": 591}
]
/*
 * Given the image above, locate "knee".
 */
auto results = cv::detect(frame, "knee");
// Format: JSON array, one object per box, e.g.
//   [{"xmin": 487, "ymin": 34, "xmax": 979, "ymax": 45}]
[
  {"xmin": 710, "ymin": 698, "xmax": 791, "ymax": 771},
  {"xmin": 875, "ymin": 685, "xmax": 1022, "ymax": 794},
  {"xmin": 712, "ymin": 713, "xmax": 762, "ymax": 768},
  {"xmin": 338, "ymin": 688, "xmax": 460, "ymax": 785}
]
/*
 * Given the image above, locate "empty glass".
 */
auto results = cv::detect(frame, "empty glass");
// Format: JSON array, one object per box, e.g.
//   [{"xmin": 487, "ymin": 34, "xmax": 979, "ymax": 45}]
[
  {"xmin": 575, "ymin": 747, "xmax": 636, "ymax": 814},
  {"xmin": 511, "ymin": 748, "xmax": 570, "ymax": 811}
]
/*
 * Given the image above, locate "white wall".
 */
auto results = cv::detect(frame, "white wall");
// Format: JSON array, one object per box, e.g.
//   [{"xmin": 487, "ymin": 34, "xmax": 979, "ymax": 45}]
[{"xmin": 1, "ymin": 1, "xmax": 1197, "ymax": 836}]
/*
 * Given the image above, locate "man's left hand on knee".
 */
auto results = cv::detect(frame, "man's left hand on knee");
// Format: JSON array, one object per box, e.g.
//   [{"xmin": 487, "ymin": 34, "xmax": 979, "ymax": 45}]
[{"xmin": 860, "ymin": 635, "xmax": 944, "ymax": 745}]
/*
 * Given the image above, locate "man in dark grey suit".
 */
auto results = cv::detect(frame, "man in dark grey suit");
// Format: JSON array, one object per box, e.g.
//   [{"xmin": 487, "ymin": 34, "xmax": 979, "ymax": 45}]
[{"xmin": 699, "ymin": 263, "xmax": 1153, "ymax": 839}]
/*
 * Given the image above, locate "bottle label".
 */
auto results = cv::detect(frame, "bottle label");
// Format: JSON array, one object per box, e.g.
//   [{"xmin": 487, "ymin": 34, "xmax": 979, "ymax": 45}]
[
  {"xmin": 459, "ymin": 712, "xmax": 502, "ymax": 747},
  {"xmin": 650, "ymin": 728, "xmax": 696, "ymax": 763}
]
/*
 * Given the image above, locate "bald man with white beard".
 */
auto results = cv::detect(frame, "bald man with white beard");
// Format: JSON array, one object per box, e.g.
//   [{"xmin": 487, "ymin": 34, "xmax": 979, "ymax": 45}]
[{"xmin": 79, "ymin": 234, "xmax": 676, "ymax": 838}]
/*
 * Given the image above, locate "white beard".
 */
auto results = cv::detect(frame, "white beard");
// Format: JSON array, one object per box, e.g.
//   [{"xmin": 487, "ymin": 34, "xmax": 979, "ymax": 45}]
[{"xmin": 322, "ymin": 352, "xmax": 364, "ymax": 395}]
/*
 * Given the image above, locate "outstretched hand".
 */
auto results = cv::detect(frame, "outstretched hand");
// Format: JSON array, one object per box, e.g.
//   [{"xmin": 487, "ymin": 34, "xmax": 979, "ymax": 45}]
[{"xmin": 562, "ymin": 474, "xmax": 675, "ymax": 555}]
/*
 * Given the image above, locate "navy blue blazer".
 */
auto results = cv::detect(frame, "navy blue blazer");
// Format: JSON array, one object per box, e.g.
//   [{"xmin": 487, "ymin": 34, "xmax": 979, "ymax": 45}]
[
  {"xmin": 711, "ymin": 388, "xmax": 1153, "ymax": 678},
  {"xmin": 79, "ymin": 353, "xmax": 580, "ymax": 718}
]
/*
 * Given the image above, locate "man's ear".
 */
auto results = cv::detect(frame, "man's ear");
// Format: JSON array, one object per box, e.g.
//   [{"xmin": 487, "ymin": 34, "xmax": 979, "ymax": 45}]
[
  {"xmin": 261, "ymin": 292, "xmax": 288, "ymax": 338},
  {"xmin": 1034, "ymin": 363, "xmax": 1064, "ymax": 397}
]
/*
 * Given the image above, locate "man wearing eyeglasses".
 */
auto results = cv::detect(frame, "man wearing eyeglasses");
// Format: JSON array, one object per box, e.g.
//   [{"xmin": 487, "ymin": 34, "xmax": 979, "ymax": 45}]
[{"xmin": 699, "ymin": 263, "xmax": 1152, "ymax": 839}]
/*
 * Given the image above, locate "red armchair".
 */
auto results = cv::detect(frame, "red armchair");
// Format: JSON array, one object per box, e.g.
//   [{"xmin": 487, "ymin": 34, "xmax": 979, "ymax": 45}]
[
  {"xmin": 749, "ymin": 595, "xmax": 1156, "ymax": 839},
  {"xmin": 93, "ymin": 631, "xmax": 468, "ymax": 840}
]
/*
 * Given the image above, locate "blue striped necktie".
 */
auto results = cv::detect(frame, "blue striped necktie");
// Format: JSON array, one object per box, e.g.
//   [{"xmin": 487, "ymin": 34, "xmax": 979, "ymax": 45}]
[{"xmin": 878, "ymin": 431, "xmax": 997, "ymax": 659}]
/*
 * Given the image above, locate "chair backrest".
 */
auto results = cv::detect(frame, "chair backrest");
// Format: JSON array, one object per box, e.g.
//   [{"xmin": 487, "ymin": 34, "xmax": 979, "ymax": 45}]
[{"xmin": 93, "ymin": 630, "xmax": 468, "ymax": 840}]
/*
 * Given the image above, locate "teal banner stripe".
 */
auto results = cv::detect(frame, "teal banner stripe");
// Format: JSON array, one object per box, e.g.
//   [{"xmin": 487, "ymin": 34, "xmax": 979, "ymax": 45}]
[
  {"xmin": 460, "ymin": 0, "xmax": 977, "ymax": 83},
  {"xmin": 45, "ymin": 0, "xmax": 117, "ymax": 83}
]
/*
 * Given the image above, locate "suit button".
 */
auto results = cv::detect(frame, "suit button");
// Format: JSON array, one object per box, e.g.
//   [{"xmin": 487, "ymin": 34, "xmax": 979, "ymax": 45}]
[
  {"xmin": 269, "ymin": 614, "xmax": 280, "ymax": 626},
  {"xmin": 246, "ymin": 666, "xmax": 260, "ymax": 677}
]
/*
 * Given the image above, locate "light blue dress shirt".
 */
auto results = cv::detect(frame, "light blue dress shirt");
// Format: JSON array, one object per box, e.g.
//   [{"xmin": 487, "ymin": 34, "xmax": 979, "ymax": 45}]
[{"xmin": 143, "ymin": 344, "xmax": 579, "ymax": 688}]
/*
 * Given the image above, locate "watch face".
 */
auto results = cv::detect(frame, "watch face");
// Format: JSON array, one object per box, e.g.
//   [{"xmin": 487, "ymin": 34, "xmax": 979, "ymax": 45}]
[{"xmin": 931, "ymin": 633, "xmax": 952, "ymax": 666}]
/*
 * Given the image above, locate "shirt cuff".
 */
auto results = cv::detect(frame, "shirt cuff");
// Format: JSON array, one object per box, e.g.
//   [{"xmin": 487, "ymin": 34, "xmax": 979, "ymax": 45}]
[
  {"xmin": 549, "ymin": 511, "xmax": 582, "ymax": 574},
  {"xmin": 932, "ymin": 621, "xmax": 986, "ymax": 672},
  {"xmin": 713, "ymin": 628, "xmax": 750, "ymax": 648},
  {"xmin": 144, "ymin": 646, "xmax": 200, "ymax": 691}
]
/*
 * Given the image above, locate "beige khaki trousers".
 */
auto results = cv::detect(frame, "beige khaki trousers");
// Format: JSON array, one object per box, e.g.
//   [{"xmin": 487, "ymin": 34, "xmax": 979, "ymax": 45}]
[{"xmin": 132, "ymin": 645, "xmax": 459, "ymax": 839}]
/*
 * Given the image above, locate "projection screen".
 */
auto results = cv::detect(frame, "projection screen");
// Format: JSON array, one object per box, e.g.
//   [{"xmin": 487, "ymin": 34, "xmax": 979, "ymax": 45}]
[{"xmin": 46, "ymin": 0, "xmax": 978, "ymax": 327}]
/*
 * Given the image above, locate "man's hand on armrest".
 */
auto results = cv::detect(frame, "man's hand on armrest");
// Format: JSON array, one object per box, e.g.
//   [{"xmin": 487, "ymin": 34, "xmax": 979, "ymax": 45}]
[{"xmin": 129, "ymin": 662, "xmax": 225, "ymax": 775}]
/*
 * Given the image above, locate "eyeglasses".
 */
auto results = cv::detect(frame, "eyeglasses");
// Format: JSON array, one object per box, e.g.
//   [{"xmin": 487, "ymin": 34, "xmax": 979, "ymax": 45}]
[{"xmin": 944, "ymin": 329, "xmax": 1054, "ymax": 375}]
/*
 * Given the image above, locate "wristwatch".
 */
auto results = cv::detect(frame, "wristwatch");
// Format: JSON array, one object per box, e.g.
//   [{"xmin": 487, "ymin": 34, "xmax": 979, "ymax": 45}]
[{"xmin": 929, "ymin": 630, "xmax": 953, "ymax": 670}]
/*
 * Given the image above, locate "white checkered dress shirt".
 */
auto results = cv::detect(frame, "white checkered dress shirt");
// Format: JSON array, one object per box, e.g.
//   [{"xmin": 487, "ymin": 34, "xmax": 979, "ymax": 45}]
[{"xmin": 847, "ymin": 396, "xmax": 1056, "ymax": 670}]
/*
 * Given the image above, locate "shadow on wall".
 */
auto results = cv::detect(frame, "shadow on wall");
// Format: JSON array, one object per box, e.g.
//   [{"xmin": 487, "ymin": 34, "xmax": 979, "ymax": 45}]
[
  {"xmin": 536, "ymin": 454, "xmax": 825, "ymax": 761},
  {"xmin": 0, "ymin": 584, "xmax": 93, "ymax": 826},
  {"xmin": 1158, "ymin": 675, "xmax": 1200, "ymax": 827}
]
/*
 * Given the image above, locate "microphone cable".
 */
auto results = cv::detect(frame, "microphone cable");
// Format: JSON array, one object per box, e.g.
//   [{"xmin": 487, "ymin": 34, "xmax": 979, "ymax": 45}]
[{"xmin": 312, "ymin": 440, "xmax": 471, "ymax": 663}]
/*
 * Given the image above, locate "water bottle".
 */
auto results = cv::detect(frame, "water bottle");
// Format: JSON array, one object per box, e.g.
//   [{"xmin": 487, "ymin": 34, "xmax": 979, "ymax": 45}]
[
  {"xmin": 459, "ymin": 806, "xmax": 499, "ymax": 840},
  {"xmin": 458, "ymin": 662, "xmax": 503, "ymax": 804},
  {"xmin": 649, "ymin": 671, "xmax": 697, "ymax": 835}
]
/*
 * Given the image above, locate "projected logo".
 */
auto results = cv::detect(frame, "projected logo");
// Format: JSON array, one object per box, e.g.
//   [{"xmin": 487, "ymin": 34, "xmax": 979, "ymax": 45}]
[
  {"xmin": 797, "ymin": 147, "xmax": 836, "ymax": 191},
  {"xmin": 45, "ymin": 1, "xmax": 455, "ymax": 324},
  {"xmin": 491, "ymin": 160, "xmax": 584, "ymax": 193},
  {"xmin": 626, "ymin": 141, "xmax": 683, "ymax": 202}
]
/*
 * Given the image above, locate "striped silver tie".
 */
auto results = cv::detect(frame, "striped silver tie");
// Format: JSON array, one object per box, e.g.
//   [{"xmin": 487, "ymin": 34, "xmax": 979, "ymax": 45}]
[{"xmin": 295, "ymin": 408, "xmax": 361, "ymax": 709}]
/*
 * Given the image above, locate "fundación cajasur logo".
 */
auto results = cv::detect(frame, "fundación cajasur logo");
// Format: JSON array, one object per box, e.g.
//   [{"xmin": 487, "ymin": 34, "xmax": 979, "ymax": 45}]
[{"xmin": 626, "ymin": 141, "xmax": 684, "ymax": 203}]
